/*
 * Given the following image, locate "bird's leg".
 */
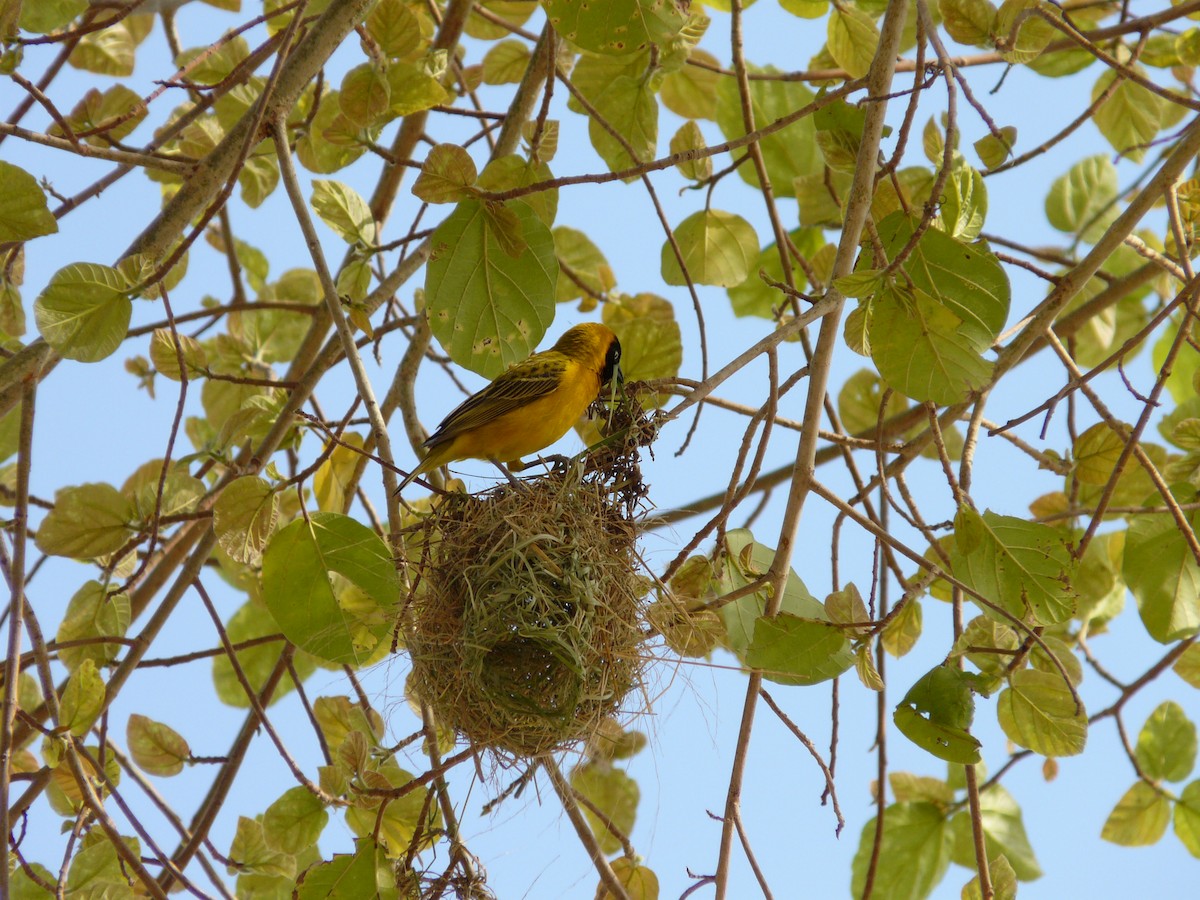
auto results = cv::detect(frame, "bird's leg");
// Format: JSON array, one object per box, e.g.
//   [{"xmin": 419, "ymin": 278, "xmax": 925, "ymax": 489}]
[
  {"xmin": 533, "ymin": 453, "xmax": 573, "ymax": 474},
  {"xmin": 488, "ymin": 457, "xmax": 526, "ymax": 488}
]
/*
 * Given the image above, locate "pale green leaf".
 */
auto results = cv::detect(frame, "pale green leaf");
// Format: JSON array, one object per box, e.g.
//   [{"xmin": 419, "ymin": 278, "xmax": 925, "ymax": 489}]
[
  {"xmin": 55, "ymin": 581, "xmax": 130, "ymax": 672},
  {"xmin": 213, "ymin": 476, "xmax": 278, "ymax": 565},
  {"xmin": 997, "ymin": 668, "xmax": 1087, "ymax": 757},
  {"xmin": 1136, "ymin": 700, "xmax": 1197, "ymax": 782},
  {"xmin": 1101, "ymin": 781, "xmax": 1171, "ymax": 846},
  {"xmin": 0, "ymin": 160, "xmax": 57, "ymax": 242},
  {"xmin": 311, "ymin": 180, "xmax": 378, "ymax": 245},
  {"xmin": 950, "ymin": 505, "xmax": 1077, "ymax": 625},
  {"xmin": 662, "ymin": 209, "xmax": 758, "ymax": 287},
  {"xmin": 1045, "ymin": 154, "xmax": 1118, "ymax": 243},
  {"xmin": 544, "ymin": 0, "xmax": 686, "ymax": 54},
  {"xmin": 827, "ymin": 4, "xmax": 880, "ymax": 79},
  {"xmin": 870, "ymin": 287, "xmax": 993, "ymax": 405},
  {"xmin": 425, "ymin": 198, "xmax": 557, "ymax": 379},
  {"xmin": 261, "ymin": 512, "xmax": 400, "ymax": 666},
  {"xmin": 412, "ymin": 143, "xmax": 479, "ymax": 204},
  {"xmin": 851, "ymin": 802, "xmax": 954, "ymax": 900},
  {"xmin": 127, "ymin": 714, "xmax": 190, "ymax": 777},
  {"xmin": 263, "ymin": 786, "xmax": 329, "ymax": 855},
  {"xmin": 36, "ymin": 482, "xmax": 133, "ymax": 560},
  {"xmin": 60, "ymin": 658, "xmax": 105, "ymax": 736},
  {"xmin": 570, "ymin": 761, "xmax": 639, "ymax": 856},
  {"xmin": 34, "ymin": 262, "xmax": 131, "ymax": 362}
]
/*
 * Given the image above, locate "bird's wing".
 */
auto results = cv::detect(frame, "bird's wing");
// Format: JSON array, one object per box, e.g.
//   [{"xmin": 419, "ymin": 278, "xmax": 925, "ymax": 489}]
[{"xmin": 424, "ymin": 355, "xmax": 567, "ymax": 447}]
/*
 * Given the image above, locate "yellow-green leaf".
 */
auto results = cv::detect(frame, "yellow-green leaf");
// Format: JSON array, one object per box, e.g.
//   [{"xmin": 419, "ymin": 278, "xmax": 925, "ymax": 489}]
[
  {"xmin": 662, "ymin": 208, "xmax": 758, "ymax": 288},
  {"xmin": 1101, "ymin": 781, "xmax": 1171, "ymax": 846},
  {"xmin": 36, "ymin": 482, "xmax": 134, "ymax": 560},
  {"xmin": 997, "ymin": 668, "xmax": 1087, "ymax": 757},
  {"xmin": 34, "ymin": 262, "xmax": 131, "ymax": 363},
  {"xmin": 827, "ymin": 4, "xmax": 880, "ymax": 79},
  {"xmin": 127, "ymin": 714, "xmax": 190, "ymax": 777},
  {"xmin": 0, "ymin": 160, "xmax": 57, "ymax": 242}
]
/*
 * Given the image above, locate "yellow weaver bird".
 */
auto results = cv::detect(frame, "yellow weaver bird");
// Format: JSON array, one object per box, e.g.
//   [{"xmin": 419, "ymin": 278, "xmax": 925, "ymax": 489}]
[{"xmin": 396, "ymin": 323, "xmax": 623, "ymax": 492}]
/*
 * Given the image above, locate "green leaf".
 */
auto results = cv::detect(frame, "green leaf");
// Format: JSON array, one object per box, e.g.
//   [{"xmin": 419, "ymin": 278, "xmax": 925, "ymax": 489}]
[
  {"xmin": 70, "ymin": 20, "xmax": 136, "ymax": 76},
  {"xmin": 994, "ymin": 0, "xmax": 1056, "ymax": 64},
  {"xmin": 20, "ymin": 0, "xmax": 86, "ymax": 33},
  {"xmin": 213, "ymin": 476, "xmax": 278, "ymax": 566},
  {"xmin": 553, "ymin": 226, "xmax": 614, "ymax": 306},
  {"xmin": 263, "ymin": 786, "xmax": 329, "ymax": 855},
  {"xmin": 602, "ymin": 293, "xmax": 682, "ymax": 389},
  {"xmin": 55, "ymin": 581, "xmax": 130, "ymax": 672},
  {"xmin": 127, "ymin": 714, "xmax": 190, "ymax": 777},
  {"xmin": 939, "ymin": 0, "xmax": 997, "ymax": 46},
  {"xmin": 212, "ymin": 601, "xmax": 314, "ymax": 708},
  {"xmin": 570, "ymin": 761, "xmax": 639, "ymax": 856},
  {"xmin": 1123, "ymin": 493, "xmax": 1200, "ymax": 643},
  {"xmin": 728, "ymin": 229, "xmax": 823, "ymax": 319},
  {"xmin": 425, "ymin": 198, "xmax": 557, "ymax": 379},
  {"xmin": 228, "ymin": 816, "xmax": 295, "ymax": 879},
  {"xmin": 344, "ymin": 761, "xmax": 438, "ymax": 857},
  {"xmin": 483, "ymin": 39, "xmax": 532, "ymax": 84},
  {"xmin": 660, "ymin": 47, "xmax": 721, "ymax": 120},
  {"xmin": 60, "ymin": 658, "xmax": 105, "ymax": 736},
  {"xmin": 339, "ymin": 62, "xmax": 391, "ymax": 128},
  {"xmin": 1045, "ymin": 154, "xmax": 1118, "ymax": 243},
  {"xmin": 875, "ymin": 211, "xmax": 1010, "ymax": 351},
  {"xmin": 0, "ymin": 160, "xmax": 58, "ymax": 242},
  {"xmin": 261, "ymin": 512, "xmax": 400, "ymax": 666},
  {"xmin": 662, "ymin": 209, "xmax": 758, "ymax": 288},
  {"xmin": 715, "ymin": 68, "xmax": 821, "ymax": 198},
  {"xmin": 997, "ymin": 668, "xmax": 1087, "ymax": 757},
  {"xmin": 669, "ymin": 119, "xmax": 711, "ymax": 182},
  {"xmin": 975, "ymin": 126, "xmax": 1017, "ymax": 170},
  {"xmin": 313, "ymin": 695, "xmax": 384, "ymax": 751},
  {"xmin": 295, "ymin": 840, "xmax": 393, "ymax": 898},
  {"xmin": 827, "ymin": 4, "xmax": 880, "ymax": 78},
  {"xmin": 296, "ymin": 90, "xmax": 370, "ymax": 174},
  {"xmin": 385, "ymin": 59, "xmax": 451, "ymax": 117},
  {"xmin": 36, "ymin": 482, "xmax": 133, "ymax": 559},
  {"xmin": 881, "ymin": 597, "xmax": 923, "ymax": 658},
  {"xmin": 836, "ymin": 367, "xmax": 909, "ymax": 434},
  {"xmin": 894, "ymin": 665, "xmax": 983, "ymax": 764},
  {"xmin": 1092, "ymin": 68, "xmax": 1164, "ymax": 163},
  {"xmin": 1175, "ymin": 780, "xmax": 1200, "ymax": 857},
  {"xmin": 937, "ymin": 162, "xmax": 987, "ymax": 241},
  {"xmin": 961, "ymin": 855, "xmax": 1018, "ymax": 900},
  {"xmin": 66, "ymin": 832, "xmax": 136, "ymax": 893},
  {"xmin": 587, "ymin": 74, "xmax": 658, "ymax": 176},
  {"xmin": 311, "ymin": 180, "xmax": 378, "ymax": 246},
  {"xmin": 544, "ymin": 0, "xmax": 686, "ymax": 54},
  {"xmin": 949, "ymin": 784, "xmax": 1042, "ymax": 880},
  {"xmin": 745, "ymin": 613, "xmax": 854, "ymax": 686},
  {"xmin": 715, "ymin": 529, "xmax": 824, "ymax": 659},
  {"xmin": 949, "ymin": 505, "xmax": 1076, "ymax": 625},
  {"xmin": 1101, "ymin": 781, "xmax": 1171, "ymax": 846},
  {"xmin": 366, "ymin": 0, "xmax": 421, "ymax": 58},
  {"xmin": 1175, "ymin": 643, "xmax": 1200, "ymax": 688},
  {"xmin": 870, "ymin": 287, "xmax": 992, "ymax": 405},
  {"xmin": 413, "ymin": 143, "xmax": 479, "ymax": 204},
  {"xmin": 34, "ymin": 262, "xmax": 131, "ymax": 362},
  {"xmin": 150, "ymin": 328, "xmax": 208, "ymax": 381},
  {"xmin": 603, "ymin": 858, "xmax": 660, "ymax": 900},
  {"xmin": 851, "ymin": 802, "xmax": 954, "ymax": 900},
  {"xmin": 1136, "ymin": 700, "xmax": 1197, "ymax": 782}
]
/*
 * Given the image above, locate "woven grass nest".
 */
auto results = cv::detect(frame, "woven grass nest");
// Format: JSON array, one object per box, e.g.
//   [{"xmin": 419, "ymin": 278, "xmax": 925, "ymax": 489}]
[{"xmin": 404, "ymin": 414, "xmax": 652, "ymax": 757}]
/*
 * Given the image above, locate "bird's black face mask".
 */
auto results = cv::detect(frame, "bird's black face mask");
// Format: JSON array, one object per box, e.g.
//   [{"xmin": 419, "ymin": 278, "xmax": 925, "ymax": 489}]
[{"xmin": 602, "ymin": 337, "xmax": 623, "ymax": 389}]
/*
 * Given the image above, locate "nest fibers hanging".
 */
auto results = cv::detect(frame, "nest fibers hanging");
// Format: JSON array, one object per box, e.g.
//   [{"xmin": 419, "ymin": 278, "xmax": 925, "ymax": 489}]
[{"xmin": 403, "ymin": 461, "xmax": 649, "ymax": 757}]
